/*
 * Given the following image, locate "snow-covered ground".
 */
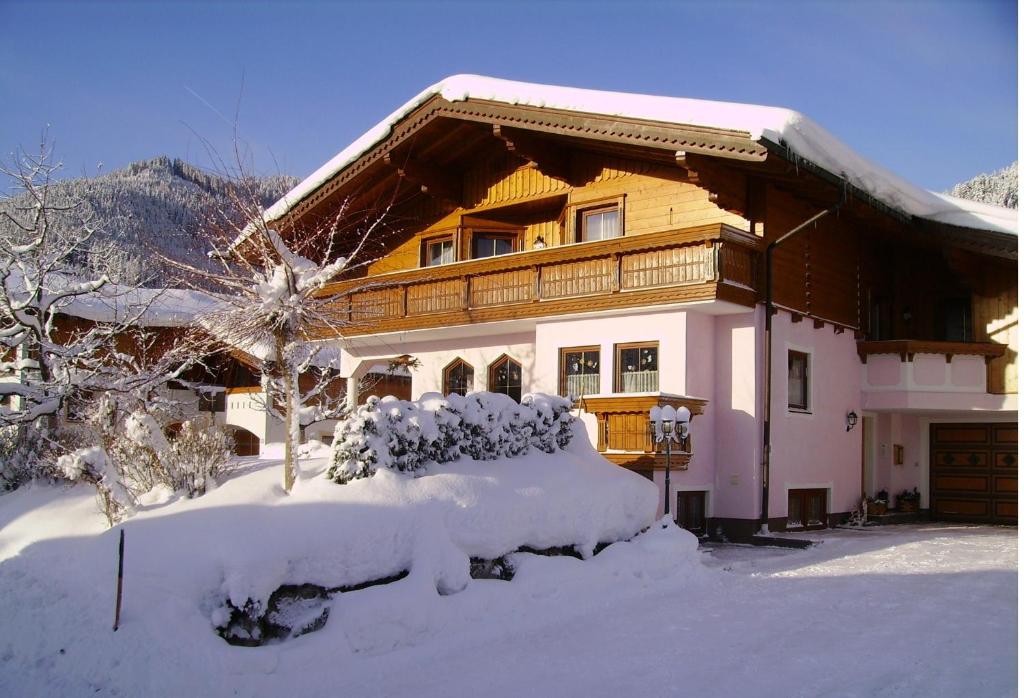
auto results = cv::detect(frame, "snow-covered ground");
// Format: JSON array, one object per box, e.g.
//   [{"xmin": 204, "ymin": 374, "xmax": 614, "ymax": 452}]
[{"xmin": 0, "ymin": 452, "xmax": 1016, "ymax": 697}]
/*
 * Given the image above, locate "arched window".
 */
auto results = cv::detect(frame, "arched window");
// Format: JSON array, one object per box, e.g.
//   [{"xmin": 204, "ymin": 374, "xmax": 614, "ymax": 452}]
[
  {"xmin": 488, "ymin": 355, "xmax": 522, "ymax": 402},
  {"xmin": 442, "ymin": 358, "xmax": 474, "ymax": 397}
]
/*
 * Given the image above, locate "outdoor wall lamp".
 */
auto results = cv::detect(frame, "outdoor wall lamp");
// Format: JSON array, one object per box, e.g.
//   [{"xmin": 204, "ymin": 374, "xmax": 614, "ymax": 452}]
[
  {"xmin": 649, "ymin": 405, "xmax": 690, "ymax": 519},
  {"xmin": 846, "ymin": 410, "xmax": 859, "ymax": 432},
  {"xmin": 533, "ymin": 235, "xmax": 546, "ymax": 249}
]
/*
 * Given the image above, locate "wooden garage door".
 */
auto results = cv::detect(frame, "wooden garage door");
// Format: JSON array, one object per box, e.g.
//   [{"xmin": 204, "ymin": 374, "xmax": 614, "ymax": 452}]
[{"xmin": 930, "ymin": 423, "xmax": 1017, "ymax": 524}]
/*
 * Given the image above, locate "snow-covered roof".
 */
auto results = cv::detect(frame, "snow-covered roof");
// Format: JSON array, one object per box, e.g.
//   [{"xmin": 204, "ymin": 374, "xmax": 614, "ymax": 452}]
[
  {"xmin": 51, "ymin": 282, "xmax": 223, "ymax": 327},
  {"xmin": 265, "ymin": 74, "xmax": 1017, "ymax": 237}
]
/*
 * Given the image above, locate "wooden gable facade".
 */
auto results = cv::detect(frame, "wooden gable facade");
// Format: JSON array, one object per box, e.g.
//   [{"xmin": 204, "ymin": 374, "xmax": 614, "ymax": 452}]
[{"xmin": 269, "ymin": 94, "xmax": 1016, "ymax": 396}]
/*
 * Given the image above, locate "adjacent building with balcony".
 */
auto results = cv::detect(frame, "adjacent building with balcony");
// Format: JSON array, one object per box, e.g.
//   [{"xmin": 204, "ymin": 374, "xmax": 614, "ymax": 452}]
[{"xmin": 251, "ymin": 75, "xmax": 1015, "ymax": 534}]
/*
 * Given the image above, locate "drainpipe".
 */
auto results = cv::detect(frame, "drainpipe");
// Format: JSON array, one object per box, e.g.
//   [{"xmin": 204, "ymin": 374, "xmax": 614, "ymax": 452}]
[{"xmin": 759, "ymin": 189, "xmax": 846, "ymax": 534}]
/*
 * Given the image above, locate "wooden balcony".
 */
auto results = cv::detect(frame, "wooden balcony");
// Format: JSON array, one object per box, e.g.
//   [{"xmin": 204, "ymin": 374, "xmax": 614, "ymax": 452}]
[
  {"xmin": 583, "ymin": 393, "xmax": 708, "ymax": 473},
  {"xmin": 319, "ymin": 223, "xmax": 762, "ymax": 337}
]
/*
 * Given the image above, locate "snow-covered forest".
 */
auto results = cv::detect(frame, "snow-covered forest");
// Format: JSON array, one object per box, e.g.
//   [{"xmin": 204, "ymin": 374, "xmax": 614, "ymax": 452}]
[
  {"xmin": 947, "ymin": 161, "xmax": 1018, "ymax": 209},
  {"xmin": 0, "ymin": 156, "xmax": 296, "ymax": 285}
]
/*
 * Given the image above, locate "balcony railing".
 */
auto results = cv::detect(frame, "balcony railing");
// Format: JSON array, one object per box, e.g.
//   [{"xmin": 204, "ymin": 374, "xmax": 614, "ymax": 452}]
[{"xmin": 320, "ymin": 223, "xmax": 762, "ymax": 336}]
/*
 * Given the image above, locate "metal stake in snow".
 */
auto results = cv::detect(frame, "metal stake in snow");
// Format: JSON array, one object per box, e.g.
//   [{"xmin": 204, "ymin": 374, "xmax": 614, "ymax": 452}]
[{"xmin": 113, "ymin": 529, "xmax": 125, "ymax": 631}]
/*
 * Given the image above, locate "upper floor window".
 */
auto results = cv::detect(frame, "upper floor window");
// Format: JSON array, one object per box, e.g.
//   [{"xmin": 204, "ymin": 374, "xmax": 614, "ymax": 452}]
[
  {"xmin": 443, "ymin": 358, "xmax": 474, "ymax": 397},
  {"xmin": 488, "ymin": 355, "xmax": 522, "ymax": 402},
  {"xmin": 560, "ymin": 346, "xmax": 600, "ymax": 399},
  {"xmin": 422, "ymin": 235, "xmax": 455, "ymax": 267},
  {"xmin": 788, "ymin": 350, "xmax": 809, "ymax": 411},
  {"xmin": 579, "ymin": 205, "xmax": 622, "ymax": 242},
  {"xmin": 615, "ymin": 342, "xmax": 658, "ymax": 392},
  {"xmin": 472, "ymin": 231, "xmax": 518, "ymax": 259},
  {"xmin": 571, "ymin": 196, "xmax": 624, "ymax": 243}
]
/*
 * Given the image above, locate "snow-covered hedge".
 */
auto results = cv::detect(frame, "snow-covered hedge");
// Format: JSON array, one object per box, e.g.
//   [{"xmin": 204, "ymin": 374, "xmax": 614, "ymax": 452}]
[{"xmin": 326, "ymin": 392, "xmax": 575, "ymax": 484}]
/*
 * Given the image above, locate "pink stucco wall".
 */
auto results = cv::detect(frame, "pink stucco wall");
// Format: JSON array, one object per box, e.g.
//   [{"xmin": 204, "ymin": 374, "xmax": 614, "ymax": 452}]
[
  {"xmin": 768, "ymin": 316, "xmax": 863, "ymax": 518},
  {"xmin": 912, "ymin": 355, "xmax": 947, "ymax": 386},
  {"xmin": 711, "ymin": 311, "xmax": 763, "ymax": 521},
  {"xmin": 866, "ymin": 355, "xmax": 902, "ymax": 386},
  {"xmin": 335, "ymin": 304, "xmax": 885, "ymax": 524},
  {"xmin": 950, "ymin": 356, "xmax": 986, "ymax": 387}
]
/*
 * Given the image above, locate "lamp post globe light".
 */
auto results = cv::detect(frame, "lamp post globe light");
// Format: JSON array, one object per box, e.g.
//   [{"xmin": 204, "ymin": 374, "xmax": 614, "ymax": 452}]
[{"xmin": 649, "ymin": 405, "xmax": 691, "ymax": 521}]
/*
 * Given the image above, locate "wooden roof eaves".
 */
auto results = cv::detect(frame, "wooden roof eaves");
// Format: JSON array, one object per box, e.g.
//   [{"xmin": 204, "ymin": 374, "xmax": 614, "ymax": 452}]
[
  {"xmin": 273, "ymin": 96, "xmax": 770, "ymax": 228},
  {"xmin": 758, "ymin": 138, "xmax": 912, "ymax": 225},
  {"xmin": 756, "ymin": 140, "xmax": 1017, "ymax": 259},
  {"xmin": 913, "ymin": 218, "xmax": 1018, "ymax": 260}
]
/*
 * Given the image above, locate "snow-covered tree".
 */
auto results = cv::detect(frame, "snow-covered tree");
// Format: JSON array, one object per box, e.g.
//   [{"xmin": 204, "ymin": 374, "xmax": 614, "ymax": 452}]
[
  {"xmin": 948, "ymin": 161, "xmax": 1018, "ymax": 209},
  {"xmin": 0, "ymin": 141, "xmax": 202, "ymax": 486},
  {"xmin": 164, "ymin": 161, "xmax": 391, "ymax": 493}
]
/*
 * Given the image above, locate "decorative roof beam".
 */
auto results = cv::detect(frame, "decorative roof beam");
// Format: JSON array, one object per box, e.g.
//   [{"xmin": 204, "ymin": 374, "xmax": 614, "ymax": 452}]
[
  {"xmin": 382, "ymin": 150, "xmax": 462, "ymax": 207},
  {"xmin": 491, "ymin": 124, "xmax": 574, "ymax": 184}
]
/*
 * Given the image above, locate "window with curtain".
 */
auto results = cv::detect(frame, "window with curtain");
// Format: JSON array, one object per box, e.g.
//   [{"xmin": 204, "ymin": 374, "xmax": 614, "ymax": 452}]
[
  {"xmin": 578, "ymin": 205, "xmax": 622, "ymax": 242},
  {"xmin": 615, "ymin": 343, "xmax": 658, "ymax": 392},
  {"xmin": 560, "ymin": 346, "xmax": 600, "ymax": 398},
  {"xmin": 423, "ymin": 237, "xmax": 455, "ymax": 267}
]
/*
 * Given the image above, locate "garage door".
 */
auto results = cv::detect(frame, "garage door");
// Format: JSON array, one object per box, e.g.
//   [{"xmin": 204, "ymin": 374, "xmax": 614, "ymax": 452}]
[{"xmin": 930, "ymin": 423, "xmax": 1017, "ymax": 524}]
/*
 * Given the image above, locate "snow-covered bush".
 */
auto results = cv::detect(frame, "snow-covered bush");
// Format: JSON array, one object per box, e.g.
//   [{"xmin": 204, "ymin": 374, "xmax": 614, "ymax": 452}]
[
  {"xmin": 57, "ymin": 445, "xmax": 133, "ymax": 525},
  {"xmin": 0, "ymin": 424, "xmax": 54, "ymax": 490},
  {"xmin": 163, "ymin": 419, "xmax": 233, "ymax": 497},
  {"xmin": 326, "ymin": 392, "xmax": 574, "ymax": 484},
  {"xmin": 60, "ymin": 397, "xmax": 237, "ymax": 522}
]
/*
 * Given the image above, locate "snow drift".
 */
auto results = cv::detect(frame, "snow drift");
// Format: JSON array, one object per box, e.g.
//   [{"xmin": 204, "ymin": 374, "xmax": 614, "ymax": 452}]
[{"xmin": 0, "ymin": 424, "xmax": 659, "ymax": 654}]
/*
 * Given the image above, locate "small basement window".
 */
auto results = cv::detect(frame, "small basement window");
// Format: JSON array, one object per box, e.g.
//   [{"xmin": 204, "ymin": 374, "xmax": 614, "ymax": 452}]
[
  {"xmin": 788, "ymin": 488, "xmax": 828, "ymax": 530},
  {"xmin": 787, "ymin": 350, "xmax": 809, "ymax": 411}
]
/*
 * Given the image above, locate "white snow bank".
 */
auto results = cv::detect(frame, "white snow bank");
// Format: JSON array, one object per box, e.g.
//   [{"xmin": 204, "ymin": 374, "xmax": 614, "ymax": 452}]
[
  {"xmin": 0, "ymin": 434, "xmax": 657, "ymax": 661},
  {"xmin": 264, "ymin": 75, "xmax": 1017, "ymax": 237}
]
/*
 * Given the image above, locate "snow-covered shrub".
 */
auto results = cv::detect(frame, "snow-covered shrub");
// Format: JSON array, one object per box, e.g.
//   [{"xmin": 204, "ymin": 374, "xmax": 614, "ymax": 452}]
[
  {"xmin": 326, "ymin": 392, "xmax": 574, "ymax": 484},
  {"xmin": 163, "ymin": 419, "xmax": 233, "ymax": 497},
  {"xmin": 0, "ymin": 424, "xmax": 54, "ymax": 490},
  {"xmin": 60, "ymin": 396, "xmax": 237, "ymax": 522},
  {"xmin": 57, "ymin": 446, "xmax": 132, "ymax": 525}
]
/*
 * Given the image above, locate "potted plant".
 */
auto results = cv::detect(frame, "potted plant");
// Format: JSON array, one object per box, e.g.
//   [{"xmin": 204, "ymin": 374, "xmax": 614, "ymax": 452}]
[
  {"xmin": 895, "ymin": 488, "xmax": 920, "ymax": 513},
  {"xmin": 867, "ymin": 490, "xmax": 888, "ymax": 516}
]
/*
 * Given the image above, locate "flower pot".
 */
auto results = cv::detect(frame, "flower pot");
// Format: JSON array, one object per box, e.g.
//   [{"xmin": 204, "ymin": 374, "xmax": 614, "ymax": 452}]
[
  {"xmin": 867, "ymin": 502, "xmax": 888, "ymax": 516},
  {"xmin": 897, "ymin": 501, "xmax": 919, "ymax": 513}
]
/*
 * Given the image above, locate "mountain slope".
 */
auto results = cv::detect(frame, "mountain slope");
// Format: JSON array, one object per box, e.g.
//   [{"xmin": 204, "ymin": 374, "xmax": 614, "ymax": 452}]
[{"xmin": 0, "ymin": 157, "xmax": 297, "ymax": 285}]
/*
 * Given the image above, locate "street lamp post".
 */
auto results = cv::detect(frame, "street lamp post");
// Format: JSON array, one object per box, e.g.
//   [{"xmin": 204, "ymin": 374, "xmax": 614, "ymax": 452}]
[{"xmin": 649, "ymin": 405, "xmax": 691, "ymax": 521}]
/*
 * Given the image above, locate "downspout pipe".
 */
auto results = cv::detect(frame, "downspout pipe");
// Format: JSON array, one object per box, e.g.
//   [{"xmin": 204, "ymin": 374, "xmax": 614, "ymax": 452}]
[{"xmin": 759, "ymin": 190, "xmax": 846, "ymax": 534}]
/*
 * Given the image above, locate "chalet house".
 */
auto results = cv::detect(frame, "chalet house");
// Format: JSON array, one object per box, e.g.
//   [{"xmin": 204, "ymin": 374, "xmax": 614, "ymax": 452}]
[
  {"xmin": 35, "ymin": 76, "xmax": 1011, "ymax": 536},
  {"xmin": 252, "ymin": 76, "xmax": 1017, "ymax": 535}
]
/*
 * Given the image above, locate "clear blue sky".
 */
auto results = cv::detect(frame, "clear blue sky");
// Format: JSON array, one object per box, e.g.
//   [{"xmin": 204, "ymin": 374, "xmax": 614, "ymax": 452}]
[{"xmin": 0, "ymin": 0, "xmax": 1016, "ymax": 191}]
